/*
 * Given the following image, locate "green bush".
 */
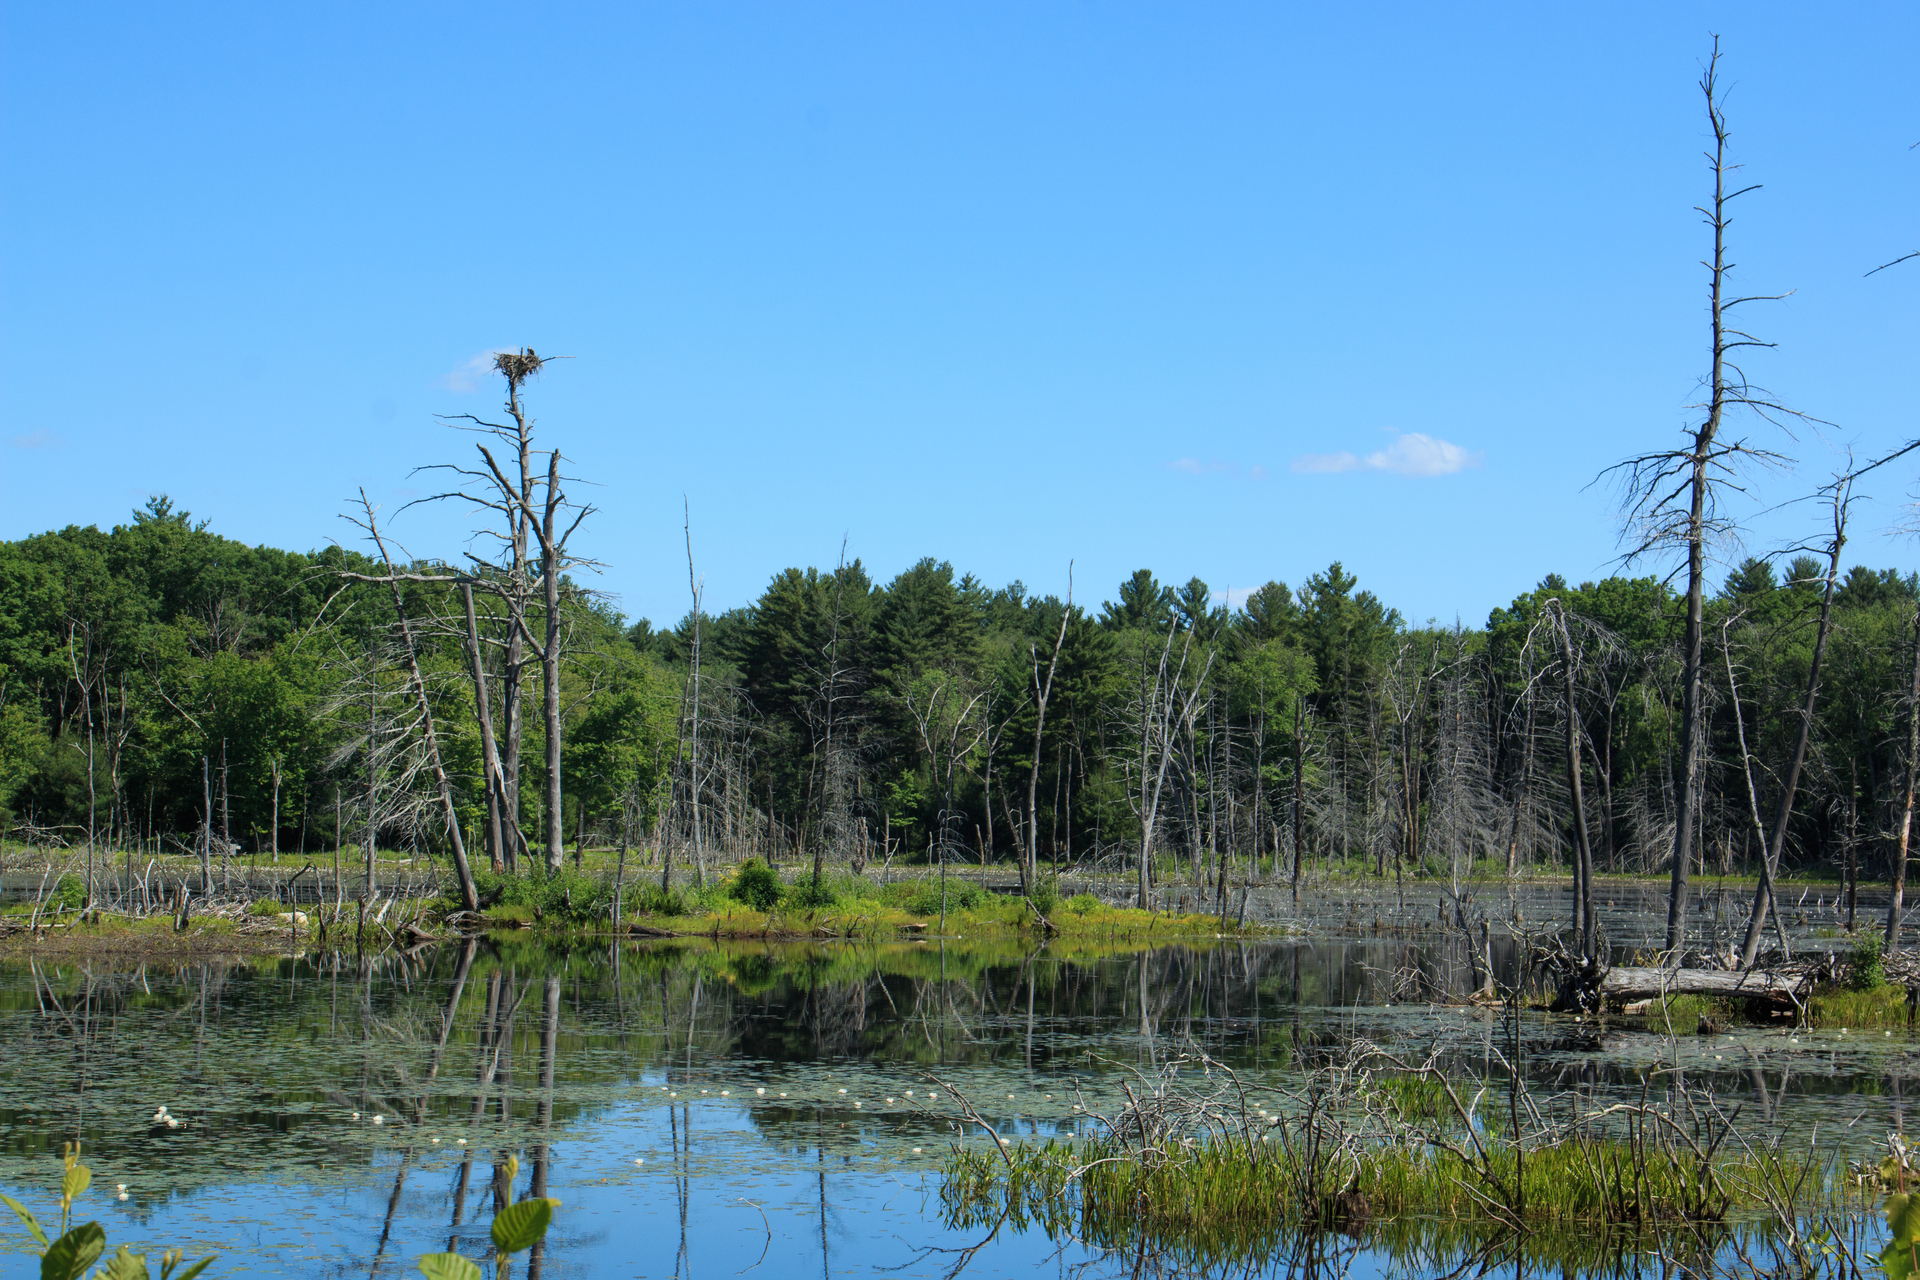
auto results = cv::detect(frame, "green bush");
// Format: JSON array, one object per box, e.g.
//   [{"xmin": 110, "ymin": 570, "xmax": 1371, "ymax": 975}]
[
  {"xmin": 728, "ymin": 859, "xmax": 783, "ymax": 911},
  {"xmin": 1029, "ymin": 877, "xmax": 1059, "ymax": 917},
  {"xmin": 247, "ymin": 899, "xmax": 288, "ymax": 917},
  {"xmin": 46, "ymin": 874, "xmax": 84, "ymax": 913},
  {"xmin": 790, "ymin": 876, "xmax": 838, "ymax": 909},
  {"xmin": 1065, "ymin": 893, "xmax": 1103, "ymax": 915},
  {"xmin": 627, "ymin": 882, "xmax": 687, "ymax": 917},
  {"xmin": 1847, "ymin": 931, "xmax": 1886, "ymax": 991},
  {"xmin": 903, "ymin": 878, "xmax": 987, "ymax": 916},
  {"xmin": 471, "ymin": 868, "xmax": 612, "ymax": 925}
]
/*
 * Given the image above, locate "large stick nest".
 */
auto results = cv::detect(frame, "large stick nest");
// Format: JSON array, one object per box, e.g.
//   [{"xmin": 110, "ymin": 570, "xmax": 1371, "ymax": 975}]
[{"xmin": 494, "ymin": 348, "xmax": 546, "ymax": 386}]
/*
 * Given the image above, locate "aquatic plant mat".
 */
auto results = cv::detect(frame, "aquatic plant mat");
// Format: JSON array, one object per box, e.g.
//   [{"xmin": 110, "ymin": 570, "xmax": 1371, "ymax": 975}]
[{"xmin": 937, "ymin": 1045, "xmax": 1895, "ymax": 1276}]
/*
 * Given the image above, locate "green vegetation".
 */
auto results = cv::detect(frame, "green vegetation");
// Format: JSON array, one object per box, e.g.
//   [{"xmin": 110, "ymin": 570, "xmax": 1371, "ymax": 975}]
[
  {"xmin": 1852, "ymin": 932, "xmax": 1890, "ymax": 991},
  {"xmin": 6, "ymin": 477, "xmax": 1916, "ymax": 916},
  {"xmin": 1810, "ymin": 984, "xmax": 1910, "ymax": 1030},
  {"xmin": 728, "ymin": 858, "xmax": 782, "ymax": 910}
]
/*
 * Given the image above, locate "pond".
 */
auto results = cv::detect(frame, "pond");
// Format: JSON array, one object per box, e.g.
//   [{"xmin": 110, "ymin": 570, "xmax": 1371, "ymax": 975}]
[{"xmin": 0, "ymin": 891, "xmax": 1911, "ymax": 1278}]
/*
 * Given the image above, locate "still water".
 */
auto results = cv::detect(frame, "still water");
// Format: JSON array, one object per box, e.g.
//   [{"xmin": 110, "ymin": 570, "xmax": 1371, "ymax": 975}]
[{"xmin": 1, "ymin": 889, "xmax": 1913, "ymax": 1278}]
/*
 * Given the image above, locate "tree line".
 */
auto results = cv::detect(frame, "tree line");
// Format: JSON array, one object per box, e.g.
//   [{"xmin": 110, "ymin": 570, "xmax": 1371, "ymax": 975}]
[{"xmin": 2, "ymin": 418, "xmax": 1916, "ymax": 936}]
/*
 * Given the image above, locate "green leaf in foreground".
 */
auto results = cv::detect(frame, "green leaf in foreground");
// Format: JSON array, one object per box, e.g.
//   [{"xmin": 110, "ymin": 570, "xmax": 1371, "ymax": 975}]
[
  {"xmin": 1, "ymin": 1192, "xmax": 50, "ymax": 1247},
  {"xmin": 97, "ymin": 1245, "xmax": 151, "ymax": 1280},
  {"xmin": 39, "ymin": 1221, "xmax": 105, "ymax": 1280},
  {"xmin": 160, "ymin": 1254, "xmax": 216, "ymax": 1280},
  {"xmin": 59, "ymin": 1165, "xmax": 91, "ymax": 1207},
  {"xmin": 417, "ymin": 1253, "xmax": 485, "ymax": 1280},
  {"xmin": 490, "ymin": 1197, "xmax": 556, "ymax": 1253}
]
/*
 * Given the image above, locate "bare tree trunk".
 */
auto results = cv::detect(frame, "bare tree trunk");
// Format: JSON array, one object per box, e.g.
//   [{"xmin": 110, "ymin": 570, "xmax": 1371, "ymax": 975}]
[
  {"xmin": 1291, "ymin": 699, "xmax": 1305, "ymax": 895},
  {"xmin": 1024, "ymin": 591, "xmax": 1072, "ymax": 895},
  {"xmin": 1888, "ymin": 607, "xmax": 1920, "ymax": 951},
  {"xmin": 201, "ymin": 755, "xmax": 214, "ymax": 895},
  {"xmin": 1738, "ymin": 488, "xmax": 1848, "ymax": 967},
  {"xmin": 462, "ymin": 583, "xmax": 508, "ymax": 874},
  {"xmin": 541, "ymin": 450, "xmax": 565, "ymax": 872},
  {"xmin": 1549, "ymin": 603, "xmax": 1596, "ymax": 958},
  {"xmin": 685, "ymin": 505, "xmax": 706, "ymax": 885}
]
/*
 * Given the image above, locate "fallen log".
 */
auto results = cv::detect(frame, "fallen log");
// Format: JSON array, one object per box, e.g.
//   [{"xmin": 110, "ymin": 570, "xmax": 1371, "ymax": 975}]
[{"xmin": 1599, "ymin": 966, "xmax": 1807, "ymax": 1004}]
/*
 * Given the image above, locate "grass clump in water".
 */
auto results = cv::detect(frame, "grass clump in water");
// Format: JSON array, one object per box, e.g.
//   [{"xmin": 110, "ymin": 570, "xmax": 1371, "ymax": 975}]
[
  {"xmin": 940, "ymin": 1052, "xmax": 1861, "ymax": 1265},
  {"xmin": 1810, "ymin": 982, "xmax": 1908, "ymax": 1029}
]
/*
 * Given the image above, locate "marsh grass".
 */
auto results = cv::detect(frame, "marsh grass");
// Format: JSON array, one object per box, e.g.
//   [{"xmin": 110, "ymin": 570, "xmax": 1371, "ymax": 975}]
[
  {"xmin": 1809, "ymin": 983, "xmax": 1909, "ymax": 1029},
  {"xmin": 938, "ymin": 1051, "xmax": 1872, "ymax": 1274}
]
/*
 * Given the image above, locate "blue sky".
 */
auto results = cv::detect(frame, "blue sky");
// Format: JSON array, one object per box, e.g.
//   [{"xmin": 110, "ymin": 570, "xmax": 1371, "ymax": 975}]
[{"xmin": 3, "ymin": 3, "xmax": 1915, "ymax": 630}]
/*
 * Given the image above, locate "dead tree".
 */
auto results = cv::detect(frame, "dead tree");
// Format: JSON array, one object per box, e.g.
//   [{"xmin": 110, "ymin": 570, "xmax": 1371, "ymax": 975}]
[
  {"xmin": 341, "ymin": 493, "xmax": 481, "ymax": 912},
  {"xmin": 424, "ymin": 350, "xmax": 598, "ymax": 873},
  {"xmin": 1611, "ymin": 41, "xmax": 1797, "ymax": 953},
  {"xmin": 1888, "ymin": 607, "xmax": 1920, "ymax": 951},
  {"xmin": 1735, "ymin": 471, "xmax": 1851, "ymax": 966},
  {"xmin": 1022, "ymin": 578, "xmax": 1073, "ymax": 895},
  {"xmin": 1546, "ymin": 601, "xmax": 1597, "ymax": 959},
  {"xmin": 1122, "ymin": 626, "xmax": 1213, "ymax": 907}
]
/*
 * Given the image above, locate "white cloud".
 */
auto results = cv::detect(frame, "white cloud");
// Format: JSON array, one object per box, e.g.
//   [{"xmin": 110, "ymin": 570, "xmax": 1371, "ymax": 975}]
[
  {"xmin": 439, "ymin": 349, "xmax": 511, "ymax": 393},
  {"xmin": 1290, "ymin": 431, "xmax": 1479, "ymax": 477},
  {"xmin": 10, "ymin": 429, "xmax": 65, "ymax": 449}
]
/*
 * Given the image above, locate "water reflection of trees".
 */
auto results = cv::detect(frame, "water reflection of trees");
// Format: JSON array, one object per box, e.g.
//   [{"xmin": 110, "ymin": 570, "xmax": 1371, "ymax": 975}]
[{"xmin": 3, "ymin": 935, "xmax": 1902, "ymax": 1275}]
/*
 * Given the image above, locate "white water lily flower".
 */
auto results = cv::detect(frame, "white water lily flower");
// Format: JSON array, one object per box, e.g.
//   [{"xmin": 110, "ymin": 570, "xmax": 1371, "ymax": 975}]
[
  {"xmin": 720, "ymin": 1091, "xmax": 729, "ymax": 1096},
  {"xmin": 372, "ymin": 1116, "xmax": 383, "ymax": 1125},
  {"xmin": 457, "ymin": 1139, "xmax": 467, "ymax": 1146},
  {"xmin": 912, "ymin": 1147, "xmax": 922, "ymax": 1154},
  {"xmin": 634, "ymin": 1158, "xmax": 644, "ymax": 1166},
  {"xmin": 117, "ymin": 1192, "xmax": 128, "ymax": 1201},
  {"xmin": 757, "ymin": 1088, "xmax": 766, "ymax": 1095},
  {"xmin": 431, "ymin": 1137, "xmax": 440, "ymax": 1144},
  {"xmin": 116, "ymin": 1184, "xmax": 127, "ymax": 1193},
  {"xmin": 839, "ymin": 1088, "xmax": 847, "ymax": 1094},
  {"xmin": 351, "ymin": 1111, "xmax": 360, "ymax": 1120}
]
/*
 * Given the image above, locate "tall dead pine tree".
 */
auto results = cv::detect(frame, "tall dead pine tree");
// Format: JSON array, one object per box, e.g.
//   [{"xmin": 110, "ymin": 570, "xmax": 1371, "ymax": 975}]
[{"xmin": 1612, "ymin": 40, "xmax": 1794, "ymax": 954}]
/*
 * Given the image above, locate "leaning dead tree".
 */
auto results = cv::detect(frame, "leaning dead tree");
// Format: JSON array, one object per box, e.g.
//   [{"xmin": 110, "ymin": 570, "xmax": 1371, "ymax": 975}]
[
  {"xmin": 1610, "ymin": 39, "xmax": 1798, "ymax": 955},
  {"xmin": 336, "ymin": 493, "xmax": 480, "ymax": 912},
  {"xmin": 1733, "ymin": 472, "xmax": 1851, "ymax": 967}
]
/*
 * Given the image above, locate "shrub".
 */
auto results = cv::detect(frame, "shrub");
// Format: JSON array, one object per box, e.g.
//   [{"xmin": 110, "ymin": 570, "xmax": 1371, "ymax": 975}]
[
  {"xmin": 1065, "ymin": 893, "xmax": 1103, "ymax": 915},
  {"xmin": 790, "ymin": 876, "xmax": 838, "ymax": 909},
  {"xmin": 248, "ymin": 899, "xmax": 288, "ymax": 917},
  {"xmin": 903, "ymin": 879, "xmax": 987, "ymax": 916},
  {"xmin": 627, "ymin": 882, "xmax": 687, "ymax": 917},
  {"xmin": 471, "ymin": 867, "xmax": 612, "ymax": 925},
  {"xmin": 1029, "ymin": 877, "xmax": 1060, "ymax": 917},
  {"xmin": 728, "ymin": 859, "xmax": 783, "ymax": 911},
  {"xmin": 46, "ymin": 874, "xmax": 84, "ymax": 913},
  {"xmin": 1847, "ymin": 931, "xmax": 1886, "ymax": 991}
]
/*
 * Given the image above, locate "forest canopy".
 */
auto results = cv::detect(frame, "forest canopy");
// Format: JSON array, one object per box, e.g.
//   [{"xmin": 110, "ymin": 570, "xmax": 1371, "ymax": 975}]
[{"xmin": 3, "ymin": 489, "xmax": 1915, "ymax": 903}]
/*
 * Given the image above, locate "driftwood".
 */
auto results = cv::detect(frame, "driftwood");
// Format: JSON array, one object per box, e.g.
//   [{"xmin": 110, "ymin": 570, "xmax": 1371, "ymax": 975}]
[{"xmin": 1600, "ymin": 966, "xmax": 1807, "ymax": 1004}]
